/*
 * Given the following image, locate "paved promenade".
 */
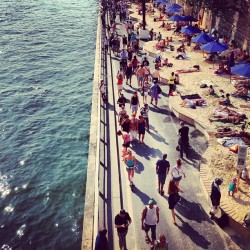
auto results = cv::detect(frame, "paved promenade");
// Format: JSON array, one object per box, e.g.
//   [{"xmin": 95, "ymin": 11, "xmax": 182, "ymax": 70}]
[{"xmin": 101, "ymin": 9, "xmax": 249, "ymax": 250}]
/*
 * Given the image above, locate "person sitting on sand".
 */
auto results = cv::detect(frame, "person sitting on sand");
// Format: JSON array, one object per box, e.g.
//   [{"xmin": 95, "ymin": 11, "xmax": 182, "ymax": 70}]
[
  {"xmin": 159, "ymin": 21, "xmax": 165, "ymax": 28},
  {"xmin": 193, "ymin": 42, "xmax": 201, "ymax": 50},
  {"xmin": 220, "ymin": 93, "xmax": 231, "ymax": 106},
  {"xmin": 176, "ymin": 50, "xmax": 187, "ymax": 60},
  {"xmin": 176, "ymin": 65, "xmax": 200, "ymax": 74},
  {"xmin": 173, "ymin": 24, "xmax": 181, "ymax": 34},
  {"xmin": 232, "ymin": 84, "xmax": 249, "ymax": 97},
  {"xmin": 214, "ymin": 61, "xmax": 226, "ymax": 75},
  {"xmin": 165, "ymin": 23, "xmax": 171, "ymax": 31},
  {"xmin": 209, "ymin": 85, "xmax": 215, "ymax": 95},
  {"xmin": 240, "ymin": 167, "xmax": 250, "ymax": 184}
]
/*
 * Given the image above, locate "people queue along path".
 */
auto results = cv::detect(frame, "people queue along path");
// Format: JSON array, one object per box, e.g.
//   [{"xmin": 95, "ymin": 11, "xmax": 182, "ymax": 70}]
[{"xmin": 97, "ymin": 1, "xmax": 231, "ymax": 250}]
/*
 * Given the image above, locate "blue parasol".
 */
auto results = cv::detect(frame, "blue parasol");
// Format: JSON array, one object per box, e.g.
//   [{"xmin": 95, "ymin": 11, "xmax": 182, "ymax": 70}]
[
  {"xmin": 168, "ymin": 14, "xmax": 184, "ymax": 22},
  {"xmin": 200, "ymin": 41, "xmax": 228, "ymax": 53},
  {"xmin": 159, "ymin": 1, "xmax": 170, "ymax": 7},
  {"xmin": 164, "ymin": 3, "xmax": 182, "ymax": 13},
  {"xmin": 231, "ymin": 63, "xmax": 250, "ymax": 77},
  {"xmin": 181, "ymin": 25, "xmax": 201, "ymax": 35},
  {"xmin": 192, "ymin": 32, "xmax": 215, "ymax": 44},
  {"xmin": 182, "ymin": 15, "xmax": 198, "ymax": 22}
]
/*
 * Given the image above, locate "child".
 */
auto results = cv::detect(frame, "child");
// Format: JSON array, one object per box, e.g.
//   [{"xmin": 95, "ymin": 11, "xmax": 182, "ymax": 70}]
[{"xmin": 228, "ymin": 177, "xmax": 237, "ymax": 196}]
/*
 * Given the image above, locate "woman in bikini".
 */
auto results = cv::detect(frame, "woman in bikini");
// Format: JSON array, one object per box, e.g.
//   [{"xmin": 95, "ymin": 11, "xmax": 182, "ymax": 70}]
[{"xmin": 124, "ymin": 150, "xmax": 137, "ymax": 186}]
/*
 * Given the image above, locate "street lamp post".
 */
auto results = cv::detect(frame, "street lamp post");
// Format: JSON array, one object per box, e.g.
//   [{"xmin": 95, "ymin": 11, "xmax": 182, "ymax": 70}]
[
  {"xmin": 139, "ymin": 0, "xmax": 149, "ymax": 40},
  {"xmin": 142, "ymin": 0, "xmax": 146, "ymax": 30}
]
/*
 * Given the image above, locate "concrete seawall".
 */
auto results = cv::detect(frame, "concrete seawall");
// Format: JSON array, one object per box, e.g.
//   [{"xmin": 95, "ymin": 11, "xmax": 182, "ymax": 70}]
[{"xmin": 81, "ymin": 9, "xmax": 102, "ymax": 250}]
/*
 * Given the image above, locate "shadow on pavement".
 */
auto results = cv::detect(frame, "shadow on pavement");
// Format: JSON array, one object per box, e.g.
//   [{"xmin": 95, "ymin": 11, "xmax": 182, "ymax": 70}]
[
  {"xmin": 131, "ymin": 141, "xmax": 162, "ymax": 159},
  {"xmin": 148, "ymin": 129, "xmax": 169, "ymax": 146},
  {"xmin": 135, "ymin": 158, "xmax": 144, "ymax": 174},
  {"xmin": 175, "ymin": 214, "xmax": 212, "ymax": 249},
  {"xmin": 132, "ymin": 185, "xmax": 152, "ymax": 205},
  {"xmin": 175, "ymin": 196, "xmax": 214, "ymax": 225}
]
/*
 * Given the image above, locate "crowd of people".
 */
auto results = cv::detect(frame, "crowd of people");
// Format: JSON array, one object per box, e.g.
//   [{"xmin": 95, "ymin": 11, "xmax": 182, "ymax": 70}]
[{"xmin": 96, "ymin": 1, "xmax": 250, "ymax": 250}]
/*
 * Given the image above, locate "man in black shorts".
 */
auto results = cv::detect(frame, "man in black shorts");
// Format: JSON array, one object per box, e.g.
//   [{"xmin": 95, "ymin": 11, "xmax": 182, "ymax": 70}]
[
  {"xmin": 156, "ymin": 154, "xmax": 170, "ymax": 195},
  {"xmin": 114, "ymin": 209, "xmax": 132, "ymax": 250},
  {"xmin": 178, "ymin": 121, "xmax": 189, "ymax": 158},
  {"xmin": 117, "ymin": 93, "xmax": 127, "ymax": 110}
]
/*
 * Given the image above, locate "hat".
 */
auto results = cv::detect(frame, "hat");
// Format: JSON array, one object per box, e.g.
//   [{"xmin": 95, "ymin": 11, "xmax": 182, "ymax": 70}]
[
  {"xmin": 232, "ymin": 177, "xmax": 237, "ymax": 183},
  {"xmin": 148, "ymin": 199, "xmax": 154, "ymax": 205}
]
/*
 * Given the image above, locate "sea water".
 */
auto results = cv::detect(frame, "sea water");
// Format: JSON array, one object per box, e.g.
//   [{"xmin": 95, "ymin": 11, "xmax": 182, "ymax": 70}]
[{"xmin": 0, "ymin": 0, "xmax": 98, "ymax": 249}]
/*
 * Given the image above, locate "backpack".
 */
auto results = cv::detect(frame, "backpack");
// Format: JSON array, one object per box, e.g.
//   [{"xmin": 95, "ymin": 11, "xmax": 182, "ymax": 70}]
[
  {"xmin": 157, "ymin": 85, "xmax": 162, "ymax": 95},
  {"xmin": 217, "ymin": 213, "xmax": 229, "ymax": 228}
]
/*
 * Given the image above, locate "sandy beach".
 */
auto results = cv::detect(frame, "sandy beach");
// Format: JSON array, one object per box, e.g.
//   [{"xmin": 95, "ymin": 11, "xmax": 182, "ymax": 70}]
[{"xmin": 129, "ymin": 3, "xmax": 250, "ymax": 224}]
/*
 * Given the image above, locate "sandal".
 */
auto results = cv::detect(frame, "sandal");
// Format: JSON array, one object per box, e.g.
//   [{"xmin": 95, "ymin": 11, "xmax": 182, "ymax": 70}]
[{"xmin": 145, "ymin": 236, "xmax": 150, "ymax": 244}]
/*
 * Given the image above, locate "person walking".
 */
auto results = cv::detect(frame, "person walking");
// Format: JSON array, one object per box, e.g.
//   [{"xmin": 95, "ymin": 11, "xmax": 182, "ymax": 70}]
[
  {"xmin": 94, "ymin": 228, "xmax": 109, "ymax": 250},
  {"xmin": 138, "ymin": 115, "xmax": 146, "ymax": 143},
  {"xmin": 170, "ymin": 159, "xmax": 185, "ymax": 186},
  {"xmin": 136, "ymin": 65, "xmax": 145, "ymax": 89},
  {"xmin": 130, "ymin": 91, "xmax": 140, "ymax": 116},
  {"xmin": 125, "ymin": 62, "xmax": 133, "ymax": 87},
  {"xmin": 209, "ymin": 178, "xmax": 223, "ymax": 220},
  {"xmin": 117, "ymin": 72, "xmax": 124, "ymax": 96},
  {"xmin": 154, "ymin": 234, "xmax": 168, "ymax": 250},
  {"xmin": 115, "ymin": 209, "xmax": 132, "ymax": 250},
  {"xmin": 156, "ymin": 154, "xmax": 170, "ymax": 195},
  {"xmin": 141, "ymin": 199, "xmax": 159, "ymax": 249},
  {"xmin": 150, "ymin": 80, "xmax": 159, "ymax": 106},
  {"xmin": 168, "ymin": 72, "xmax": 175, "ymax": 95},
  {"xmin": 178, "ymin": 121, "xmax": 189, "ymax": 158},
  {"xmin": 140, "ymin": 103, "xmax": 150, "ymax": 132},
  {"xmin": 168, "ymin": 179, "xmax": 184, "ymax": 224},
  {"xmin": 121, "ymin": 115, "xmax": 131, "ymax": 134},
  {"xmin": 129, "ymin": 113, "xmax": 138, "ymax": 141},
  {"xmin": 124, "ymin": 150, "xmax": 136, "ymax": 185}
]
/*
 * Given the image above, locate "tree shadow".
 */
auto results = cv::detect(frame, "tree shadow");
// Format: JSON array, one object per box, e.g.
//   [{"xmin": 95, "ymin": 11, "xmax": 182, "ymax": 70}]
[
  {"xmin": 131, "ymin": 141, "xmax": 163, "ymax": 159},
  {"xmin": 134, "ymin": 158, "xmax": 144, "ymax": 174},
  {"xmin": 175, "ymin": 214, "xmax": 211, "ymax": 249},
  {"xmin": 175, "ymin": 196, "xmax": 214, "ymax": 224}
]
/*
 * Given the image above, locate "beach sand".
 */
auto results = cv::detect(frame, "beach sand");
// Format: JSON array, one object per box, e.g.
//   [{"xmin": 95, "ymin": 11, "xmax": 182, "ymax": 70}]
[{"xmin": 129, "ymin": 3, "xmax": 250, "ymax": 223}]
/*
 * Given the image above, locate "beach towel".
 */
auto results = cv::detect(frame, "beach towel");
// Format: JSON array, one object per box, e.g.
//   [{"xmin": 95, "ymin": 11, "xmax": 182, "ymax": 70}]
[{"xmin": 181, "ymin": 94, "xmax": 201, "ymax": 100}]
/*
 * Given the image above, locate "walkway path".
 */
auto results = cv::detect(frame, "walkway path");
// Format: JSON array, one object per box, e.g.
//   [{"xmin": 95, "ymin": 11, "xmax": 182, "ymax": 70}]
[{"xmin": 103, "ymin": 9, "xmax": 248, "ymax": 250}]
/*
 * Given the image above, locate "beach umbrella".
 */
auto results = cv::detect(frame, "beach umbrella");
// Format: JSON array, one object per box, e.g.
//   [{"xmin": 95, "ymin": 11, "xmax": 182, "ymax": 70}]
[
  {"xmin": 192, "ymin": 32, "xmax": 215, "ymax": 44},
  {"xmin": 182, "ymin": 15, "xmax": 198, "ymax": 22},
  {"xmin": 181, "ymin": 25, "xmax": 201, "ymax": 35},
  {"xmin": 231, "ymin": 63, "xmax": 250, "ymax": 77},
  {"xmin": 164, "ymin": 3, "xmax": 182, "ymax": 13},
  {"xmin": 159, "ymin": 1, "xmax": 170, "ymax": 7},
  {"xmin": 168, "ymin": 14, "xmax": 184, "ymax": 22},
  {"xmin": 200, "ymin": 41, "xmax": 228, "ymax": 53}
]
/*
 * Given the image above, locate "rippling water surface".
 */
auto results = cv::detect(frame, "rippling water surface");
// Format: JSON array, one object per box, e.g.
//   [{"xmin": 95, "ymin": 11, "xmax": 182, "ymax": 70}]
[{"xmin": 0, "ymin": 0, "xmax": 98, "ymax": 249}]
